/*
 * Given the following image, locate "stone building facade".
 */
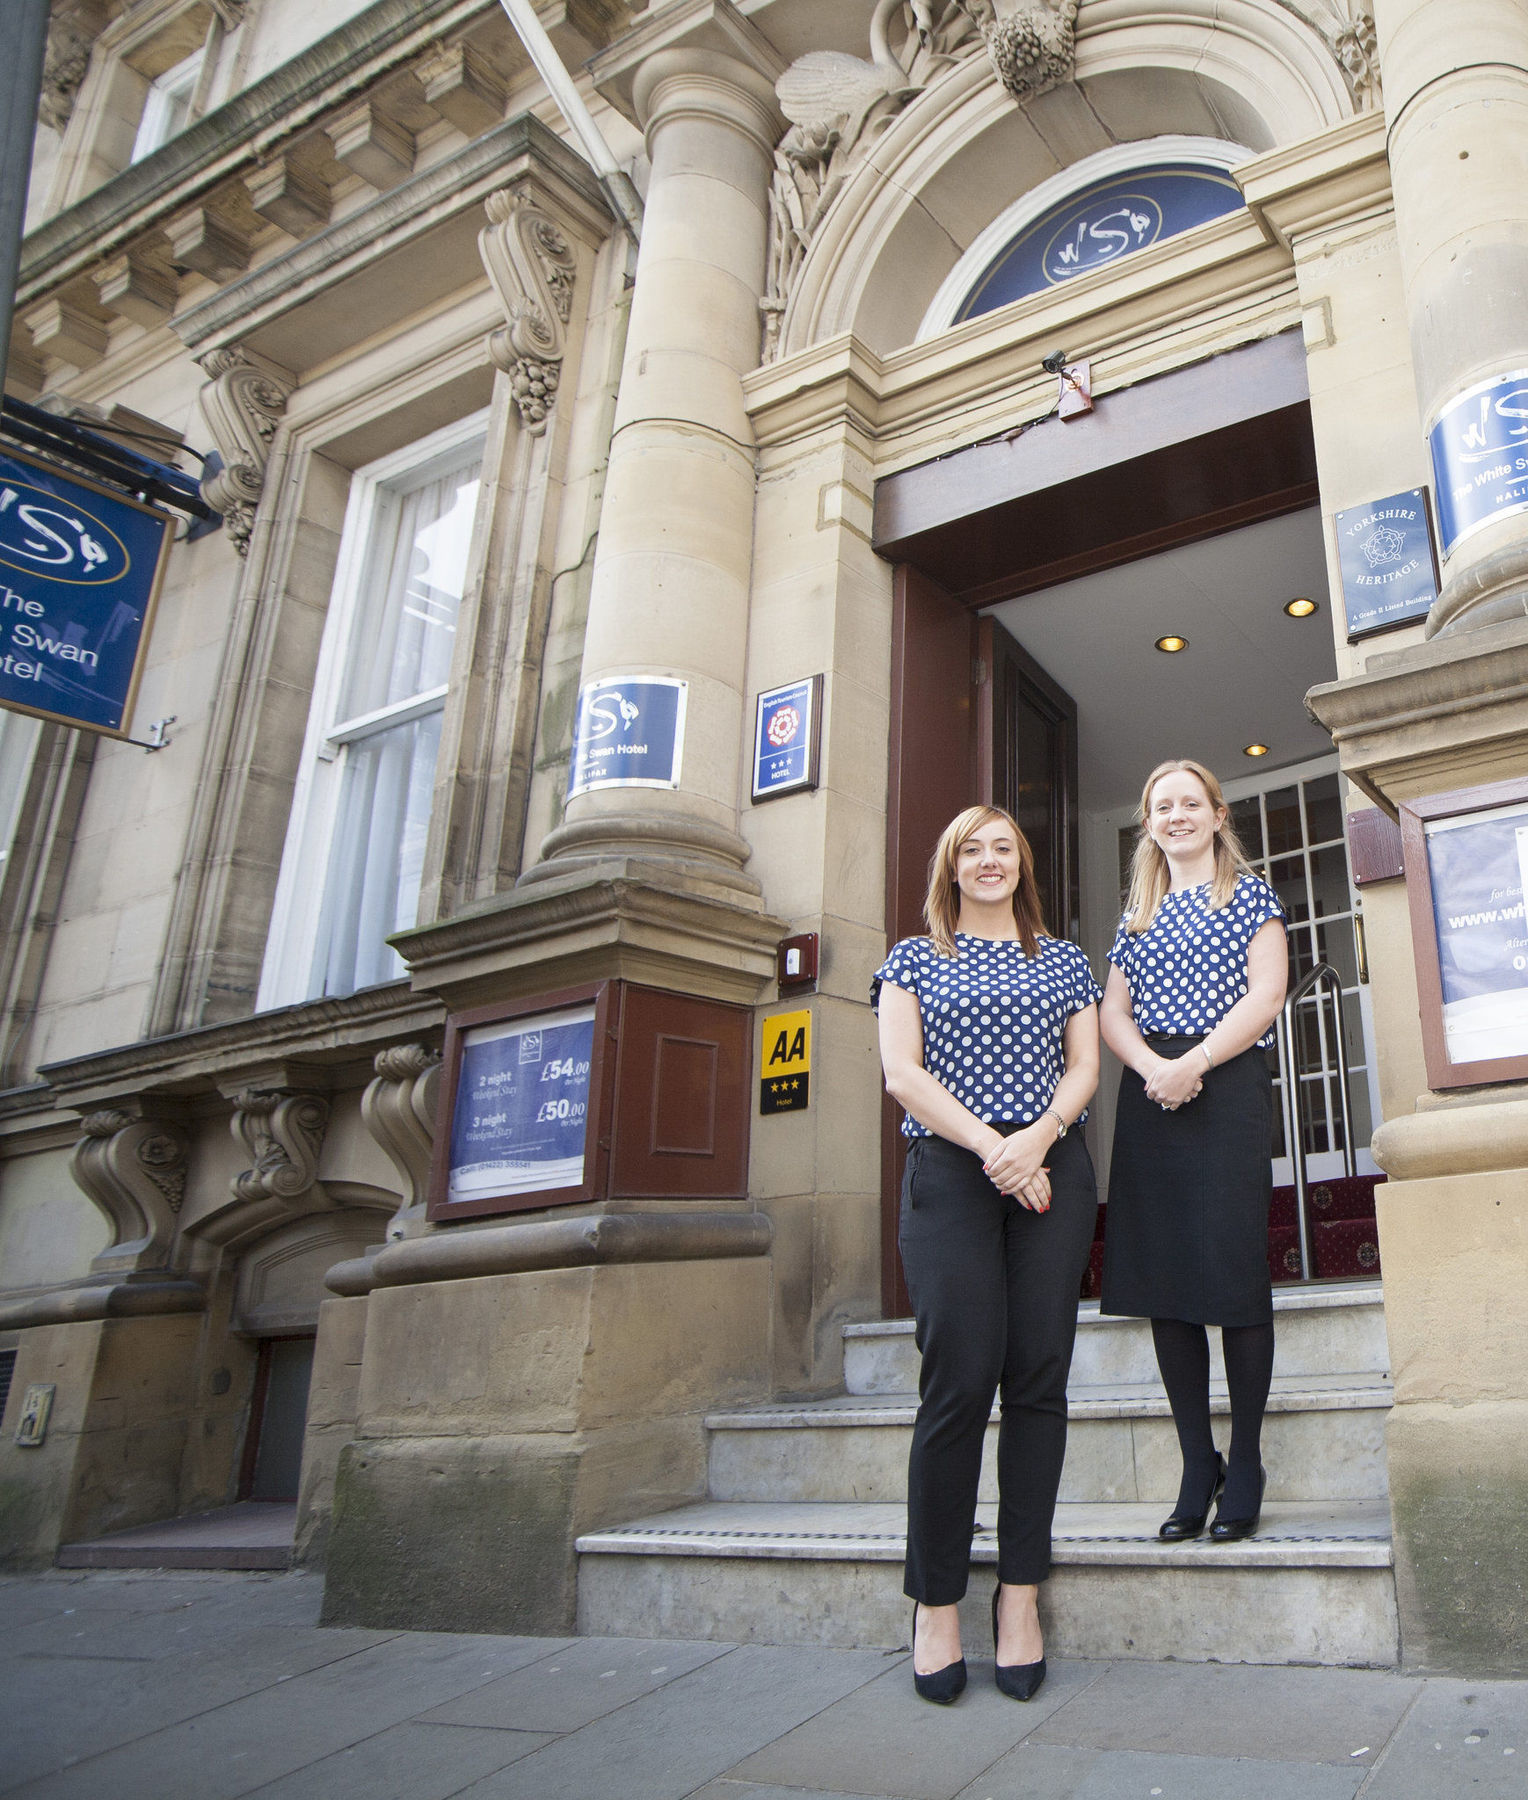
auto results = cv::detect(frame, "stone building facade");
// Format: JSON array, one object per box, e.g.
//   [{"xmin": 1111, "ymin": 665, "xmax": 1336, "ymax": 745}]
[{"xmin": 0, "ymin": 0, "xmax": 1523, "ymax": 1675}]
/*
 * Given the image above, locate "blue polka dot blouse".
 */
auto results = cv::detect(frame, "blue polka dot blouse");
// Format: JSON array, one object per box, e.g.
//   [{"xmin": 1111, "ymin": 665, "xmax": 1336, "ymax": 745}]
[
  {"xmin": 1108, "ymin": 874, "xmax": 1287, "ymax": 1047},
  {"xmin": 872, "ymin": 934, "xmax": 1102, "ymax": 1140}
]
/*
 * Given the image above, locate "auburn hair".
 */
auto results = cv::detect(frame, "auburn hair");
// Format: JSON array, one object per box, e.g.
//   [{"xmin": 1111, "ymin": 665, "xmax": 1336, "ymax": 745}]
[
  {"xmin": 1124, "ymin": 758, "xmax": 1258, "ymax": 934},
  {"xmin": 924, "ymin": 805, "xmax": 1047, "ymax": 958}
]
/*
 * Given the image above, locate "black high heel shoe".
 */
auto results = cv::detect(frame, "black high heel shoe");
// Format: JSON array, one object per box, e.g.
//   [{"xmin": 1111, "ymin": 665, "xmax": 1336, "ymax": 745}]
[
  {"xmin": 910, "ymin": 1603, "xmax": 967, "ymax": 1705},
  {"xmin": 1158, "ymin": 1452, "xmax": 1227, "ymax": 1542},
  {"xmin": 1210, "ymin": 1465, "xmax": 1267, "ymax": 1541},
  {"xmin": 990, "ymin": 1585, "xmax": 1046, "ymax": 1702}
]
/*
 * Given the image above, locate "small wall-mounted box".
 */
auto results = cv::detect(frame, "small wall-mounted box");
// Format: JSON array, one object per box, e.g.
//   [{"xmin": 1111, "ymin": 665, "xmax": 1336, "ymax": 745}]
[{"xmin": 777, "ymin": 932, "xmax": 819, "ymax": 992}]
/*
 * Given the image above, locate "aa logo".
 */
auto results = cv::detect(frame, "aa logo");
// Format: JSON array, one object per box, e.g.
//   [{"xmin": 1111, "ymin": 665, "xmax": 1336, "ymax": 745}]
[{"xmin": 760, "ymin": 1008, "xmax": 810, "ymax": 1114}]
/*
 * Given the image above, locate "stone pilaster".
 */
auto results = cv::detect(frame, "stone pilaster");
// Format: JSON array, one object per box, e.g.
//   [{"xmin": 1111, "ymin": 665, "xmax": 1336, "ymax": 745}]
[
  {"xmin": 523, "ymin": 18, "xmax": 784, "ymax": 895},
  {"xmin": 1371, "ymin": 0, "xmax": 1528, "ymax": 633}
]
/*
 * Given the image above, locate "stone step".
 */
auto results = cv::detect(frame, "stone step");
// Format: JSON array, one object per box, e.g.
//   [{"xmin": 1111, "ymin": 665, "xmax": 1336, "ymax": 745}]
[
  {"xmin": 704, "ymin": 1372, "xmax": 1392, "ymax": 1506},
  {"xmin": 843, "ymin": 1283, "xmax": 1388, "ymax": 1396},
  {"xmin": 576, "ymin": 1498, "xmax": 1398, "ymax": 1668}
]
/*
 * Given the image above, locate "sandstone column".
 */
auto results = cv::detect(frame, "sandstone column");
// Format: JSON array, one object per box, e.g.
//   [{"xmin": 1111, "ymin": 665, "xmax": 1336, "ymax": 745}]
[
  {"xmin": 524, "ymin": 45, "xmax": 782, "ymax": 894},
  {"xmin": 1372, "ymin": 0, "xmax": 1528, "ymax": 633}
]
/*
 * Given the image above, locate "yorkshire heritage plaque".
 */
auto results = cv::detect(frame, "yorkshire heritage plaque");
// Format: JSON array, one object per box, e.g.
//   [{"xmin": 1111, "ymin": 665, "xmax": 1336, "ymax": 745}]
[{"xmin": 1332, "ymin": 489, "xmax": 1440, "ymax": 640}]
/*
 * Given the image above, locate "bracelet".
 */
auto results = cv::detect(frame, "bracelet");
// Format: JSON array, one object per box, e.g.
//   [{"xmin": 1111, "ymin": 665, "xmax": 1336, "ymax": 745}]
[
  {"xmin": 1042, "ymin": 1107, "xmax": 1068, "ymax": 1138},
  {"xmin": 1200, "ymin": 1043, "xmax": 1215, "ymax": 1070}
]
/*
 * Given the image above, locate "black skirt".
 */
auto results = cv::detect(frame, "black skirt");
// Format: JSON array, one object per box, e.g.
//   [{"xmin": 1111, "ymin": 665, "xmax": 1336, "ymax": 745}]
[{"xmin": 1100, "ymin": 1035, "xmax": 1275, "ymax": 1327}]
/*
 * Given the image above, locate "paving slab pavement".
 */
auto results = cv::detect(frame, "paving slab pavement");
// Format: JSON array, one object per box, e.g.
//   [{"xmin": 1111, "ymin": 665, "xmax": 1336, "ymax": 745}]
[{"xmin": 1, "ymin": 1570, "xmax": 1522, "ymax": 1800}]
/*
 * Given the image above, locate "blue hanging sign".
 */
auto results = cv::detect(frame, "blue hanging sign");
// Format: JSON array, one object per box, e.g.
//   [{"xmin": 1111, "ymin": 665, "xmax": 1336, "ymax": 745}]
[
  {"xmin": 567, "ymin": 675, "xmax": 686, "ymax": 796},
  {"xmin": 443, "ymin": 1004, "xmax": 598, "ymax": 1207},
  {"xmin": 956, "ymin": 164, "xmax": 1245, "ymax": 322},
  {"xmin": 0, "ymin": 448, "xmax": 174, "ymax": 737},
  {"xmin": 1428, "ymin": 368, "xmax": 1528, "ymax": 557},
  {"xmin": 752, "ymin": 674, "xmax": 822, "ymax": 803},
  {"xmin": 1332, "ymin": 489, "xmax": 1440, "ymax": 641}
]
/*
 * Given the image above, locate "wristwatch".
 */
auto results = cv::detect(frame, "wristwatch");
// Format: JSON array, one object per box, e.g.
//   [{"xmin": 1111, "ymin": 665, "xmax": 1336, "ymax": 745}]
[{"xmin": 1043, "ymin": 1107, "xmax": 1067, "ymax": 1137}]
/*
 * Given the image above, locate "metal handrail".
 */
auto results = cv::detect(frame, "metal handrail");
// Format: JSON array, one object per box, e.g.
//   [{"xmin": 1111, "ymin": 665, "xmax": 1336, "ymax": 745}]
[{"xmin": 1274, "ymin": 963, "xmax": 1356, "ymax": 1281}]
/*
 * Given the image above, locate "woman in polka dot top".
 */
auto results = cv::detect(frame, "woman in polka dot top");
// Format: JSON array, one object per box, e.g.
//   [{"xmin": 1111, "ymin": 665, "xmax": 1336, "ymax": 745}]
[
  {"xmin": 1100, "ymin": 758, "xmax": 1288, "ymax": 1545},
  {"xmin": 874, "ymin": 805, "xmax": 1101, "ymax": 1707}
]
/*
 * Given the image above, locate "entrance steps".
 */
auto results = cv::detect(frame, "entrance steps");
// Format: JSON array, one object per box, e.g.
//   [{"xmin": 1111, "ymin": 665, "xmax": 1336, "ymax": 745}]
[{"xmin": 576, "ymin": 1282, "xmax": 1400, "ymax": 1666}]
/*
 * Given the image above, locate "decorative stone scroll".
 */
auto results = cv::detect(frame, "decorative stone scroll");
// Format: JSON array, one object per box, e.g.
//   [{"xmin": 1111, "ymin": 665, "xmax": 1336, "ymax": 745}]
[
  {"xmin": 360, "ymin": 1043, "xmax": 442, "ymax": 1233},
  {"xmin": 71, "ymin": 1108, "xmax": 188, "ymax": 1275},
  {"xmin": 958, "ymin": 0, "xmax": 1079, "ymax": 101},
  {"xmin": 763, "ymin": 1, "xmax": 979, "ymax": 360},
  {"xmin": 230, "ymin": 1089, "xmax": 330, "ymax": 1206},
  {"xmin": 1332, "ymin": 10, "xmax": 1381, "ymax": 111},
  {"xmin": 39, "ymin": 1, "xmax": 106, "ymax": 134},
  {"xmin": 196, "ymin": 346, "xmax": 295, "ymax": 556},
  {"xmin": 478, "ymin": 190, "xmax": 579, "ymax": 434}
]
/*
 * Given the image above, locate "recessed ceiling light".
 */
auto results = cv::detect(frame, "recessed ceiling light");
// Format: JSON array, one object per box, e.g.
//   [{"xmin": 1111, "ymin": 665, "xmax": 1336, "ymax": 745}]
[
  {"xmin": 1284, "ymin": 597, "xmax": 1318, "ymax": 618},
  {"xmin": 1243, "ymin": 743, "xmax": 1270, "ymax": 758},
  {"xmin": 1155, "ymin": 634, "xmax": 1189, "ymax": 653}
]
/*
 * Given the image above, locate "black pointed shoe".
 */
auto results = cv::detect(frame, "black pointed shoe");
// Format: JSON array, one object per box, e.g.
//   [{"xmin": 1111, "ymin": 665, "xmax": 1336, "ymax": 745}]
[
  {"xmin": 911, "ymin": 1603, "xmax": 967, "ymax": 1705},
  {"xmin": 1209, "ymin": 1465, "xmax": 1267, "ymax": 1542},
  {"xmin": 1158, "ymin": 1452, "xmax": 1227, "ymax": 1541},
  {"xmin": 990, "ymin": 1585, "xmax": 1047, "ymax": 1702}
]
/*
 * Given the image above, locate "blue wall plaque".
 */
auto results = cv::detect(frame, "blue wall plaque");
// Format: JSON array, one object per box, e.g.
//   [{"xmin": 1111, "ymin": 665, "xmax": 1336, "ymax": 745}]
[
  {"xmin": 1427, "ymin": 368, "xmax": 1528, "ymax": 557},
  {"xmin": 567, "ymin": 676, "xmax": 686, "ymax": 796},
  {"xmin": 956, "ymin": 165, "xmax": 1245, "ymax": 322},
  {"xmin": 752, "ymin": 674, "xmax": 822, "ymax": 802},
  {"xmin": 0, "ymin": 448, "xmax": 174, "ymax": 736},
  {"xmin": 1332, "ymin": 489, "xmax": 1440, "ymax": 640},
  {"xmin": 444, "ymin": 1005, "xmax": 597, "ymax": 1205}
]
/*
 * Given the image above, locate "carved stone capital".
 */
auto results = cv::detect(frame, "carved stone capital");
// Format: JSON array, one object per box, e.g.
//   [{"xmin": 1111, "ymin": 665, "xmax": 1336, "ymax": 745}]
[
  {"xmin": 39, "ymin": 2, "xmax": 106, "ymax": 135},
  {"xmin": 479, "ymin": 189, "xmax": 579, "ymax": 434},
  {"xmin": 196, "ymin": 346, "xmax": 295, "ymax": 556},
  {"xmin": 71, "ymin": 1107, "xmax": 188, "ymax": 1276},
  {"xmin": 959, "ymin": 0, "xmax": 1079, "ymax": 102},
  {"xmin": 361, "ymin": 1043, "xmax": 443, "ymax": 1235},
  {"xmin": 230, "ymin": 1088, "xmax": 330, "ymax": 1206}
]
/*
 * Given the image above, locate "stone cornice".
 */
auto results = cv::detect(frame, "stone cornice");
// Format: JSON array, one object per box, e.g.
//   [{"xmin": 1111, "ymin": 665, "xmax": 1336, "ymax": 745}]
[
  {"xmin": 172, "ymin": 113, "xmax": 610, "ymax": 356},
  {"xmin": 38, "ymin": 981, "xmax": 444, "ymax": 1112},
  {"xmin": 1237, "ymin": 110, "xmax": 1393, "ymax": 250},
  {"xmin": 19, "ymin": 0, "xmax": 493, "ymax": 309}
]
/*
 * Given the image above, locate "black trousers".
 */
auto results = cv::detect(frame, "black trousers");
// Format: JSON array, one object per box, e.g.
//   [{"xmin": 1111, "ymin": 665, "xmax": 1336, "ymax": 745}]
[{"xmin": 899, "ymin": 1129, "xmax": 1098, "ymax": 1602}]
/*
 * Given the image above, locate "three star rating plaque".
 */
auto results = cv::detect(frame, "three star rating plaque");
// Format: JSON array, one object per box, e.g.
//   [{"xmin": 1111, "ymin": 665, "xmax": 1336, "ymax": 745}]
[{"xmin": 760, "ymin": 1007, "xmax": 811, "ymax": 1114}]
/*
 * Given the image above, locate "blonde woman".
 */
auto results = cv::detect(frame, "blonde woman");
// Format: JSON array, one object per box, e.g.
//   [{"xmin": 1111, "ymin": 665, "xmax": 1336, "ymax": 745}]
[
  {"xmin": 1101, "ymin": 760, "xmax": 1288, "ymax": 1543},
  {"xmin": 875, "ymin": 806, "xmax": 1100, "ymax": 1706}
]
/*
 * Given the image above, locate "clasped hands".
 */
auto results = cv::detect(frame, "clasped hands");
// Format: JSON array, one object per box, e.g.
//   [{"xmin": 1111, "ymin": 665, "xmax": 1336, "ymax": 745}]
[
  {"xmin": 980, "ymin": 1121, "xmax": 1054, "ymax": 1212},
  {"xmin": 1144, "ymin": 1048, "xmax": 1205, "ymax": 1112}
]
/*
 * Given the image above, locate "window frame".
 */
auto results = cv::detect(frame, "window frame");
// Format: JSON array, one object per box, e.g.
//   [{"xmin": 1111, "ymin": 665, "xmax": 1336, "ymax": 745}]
[{"xmin": 257, "ymin": 407, "xmax": 489, "ymax": 1011}]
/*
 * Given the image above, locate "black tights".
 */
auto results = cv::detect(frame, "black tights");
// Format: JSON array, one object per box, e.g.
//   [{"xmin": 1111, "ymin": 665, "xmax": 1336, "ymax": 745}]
[{"xmin": 1150, "ymin": 1317, "xmax": 1274, "ymax": 1519}]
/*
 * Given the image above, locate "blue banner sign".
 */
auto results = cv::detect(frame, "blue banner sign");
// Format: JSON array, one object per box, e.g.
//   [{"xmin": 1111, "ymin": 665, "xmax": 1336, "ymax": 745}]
[
  {"xmin": 567, "ymin": 676, "xmax": 686, "ymax": 797},
  {"xmin": 957, "ymin": 164, "xmax": 1245, "ymax": 321},
  {"xmin": 1428, "ymin": 368, "xmax": 1528, "ymax": 556},
  {"xmin": 752, "ymin": 674, "xmax": 822, "ymax": 802},
  {"xmin": 0, "ymin": 448, "xmax": 173, "ymax": 736},
  {"xmin": 1424, "ymin": 801, "xmax": 1528, "ymax": 1066},
  {"xmin": 445, "ymin": 1005, "xmax": 597, "ymax": 1204},
  {"xmin": 1332, "ymin": 489, "xmax": 1439, "ymax": 640}
]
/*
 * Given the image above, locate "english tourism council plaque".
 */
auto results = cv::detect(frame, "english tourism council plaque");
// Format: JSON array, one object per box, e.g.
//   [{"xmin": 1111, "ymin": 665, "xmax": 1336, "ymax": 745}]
[{"xmin": 1332, "ymin": 489, "xmax": 1440, "ymax": 642}]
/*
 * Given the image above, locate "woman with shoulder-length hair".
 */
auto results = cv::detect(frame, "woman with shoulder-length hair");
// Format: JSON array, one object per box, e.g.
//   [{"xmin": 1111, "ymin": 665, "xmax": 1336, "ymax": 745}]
[
  {"xmin": 1100, "ymin": 758, "xmax": 1288, "ymax": 1544},
  {"xmin": 874, "ymin": 805, "xmax": 1101, "ymax": 1706}
]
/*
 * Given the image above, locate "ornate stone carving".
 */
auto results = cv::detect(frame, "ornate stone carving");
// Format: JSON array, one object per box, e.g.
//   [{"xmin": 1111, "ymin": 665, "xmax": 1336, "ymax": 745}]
[
  {"xmin": 361, "ymin": 1043, "xmax": 443, "ymax": 1234},
  {"xmin": 1333, "ymin": 10, "xmax": 1381, "ymax": 111},
  {"xmin": 230, "ymin": 1089, "xmax": 330, "ymax": 1205},
  {"xmin": 763, "ymin": 2, "xmax": 979, "ymax": 359},
  {"xmin": 196, "ymin": 346, "xmax": 295, "ymax": 556},
  {"xmin": 71, "ymin": 1108, "xmax": 188, "ymax": 1274},
  {"xmin": 478, "ymin": 189, "xmax": 579, "ymax": 434},
  {"xmin": 39, "ymin": 2, "xmax": 106, "ymax": 135},
  {"xmin": 958, "ymin": 0, "xmax": 1079, "ymax": 102}
]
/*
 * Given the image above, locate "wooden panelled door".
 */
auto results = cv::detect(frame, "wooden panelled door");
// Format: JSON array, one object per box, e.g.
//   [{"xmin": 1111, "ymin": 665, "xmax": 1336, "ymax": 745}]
[{"xmin": 881, "ymin": 570, "xmax": 1080, "ymax": 1314}]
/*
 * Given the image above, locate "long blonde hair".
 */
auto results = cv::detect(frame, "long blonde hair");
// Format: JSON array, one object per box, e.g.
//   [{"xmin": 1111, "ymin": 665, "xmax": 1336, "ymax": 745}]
[
  {"xmin": 924, "ymin": 805, "xmax": 1047, "ymax": 958},
  {"xmin": 1124, "ymin": 759, "xmax": 1258, "ymax": 934}
]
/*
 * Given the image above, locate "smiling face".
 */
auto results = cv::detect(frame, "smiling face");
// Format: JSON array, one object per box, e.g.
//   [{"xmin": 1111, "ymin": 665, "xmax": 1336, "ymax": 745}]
[
  {"xmin": 954, "ymin": 817, "xmax": 1022, "ymax": 914},
  {"xmin": 1147, "ymin": 769, "xmax": 1226, "ymax": 871}
]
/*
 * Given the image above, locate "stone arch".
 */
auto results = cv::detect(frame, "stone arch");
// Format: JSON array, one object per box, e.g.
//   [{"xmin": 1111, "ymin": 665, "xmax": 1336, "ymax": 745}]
[
  {"xmin": 232, "ymin": 1201, "xmax": 392, "ymax": 1335},
  {"xmin": 777, "ymin": 0, "xmax": 1358, "ymax": 359}
]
